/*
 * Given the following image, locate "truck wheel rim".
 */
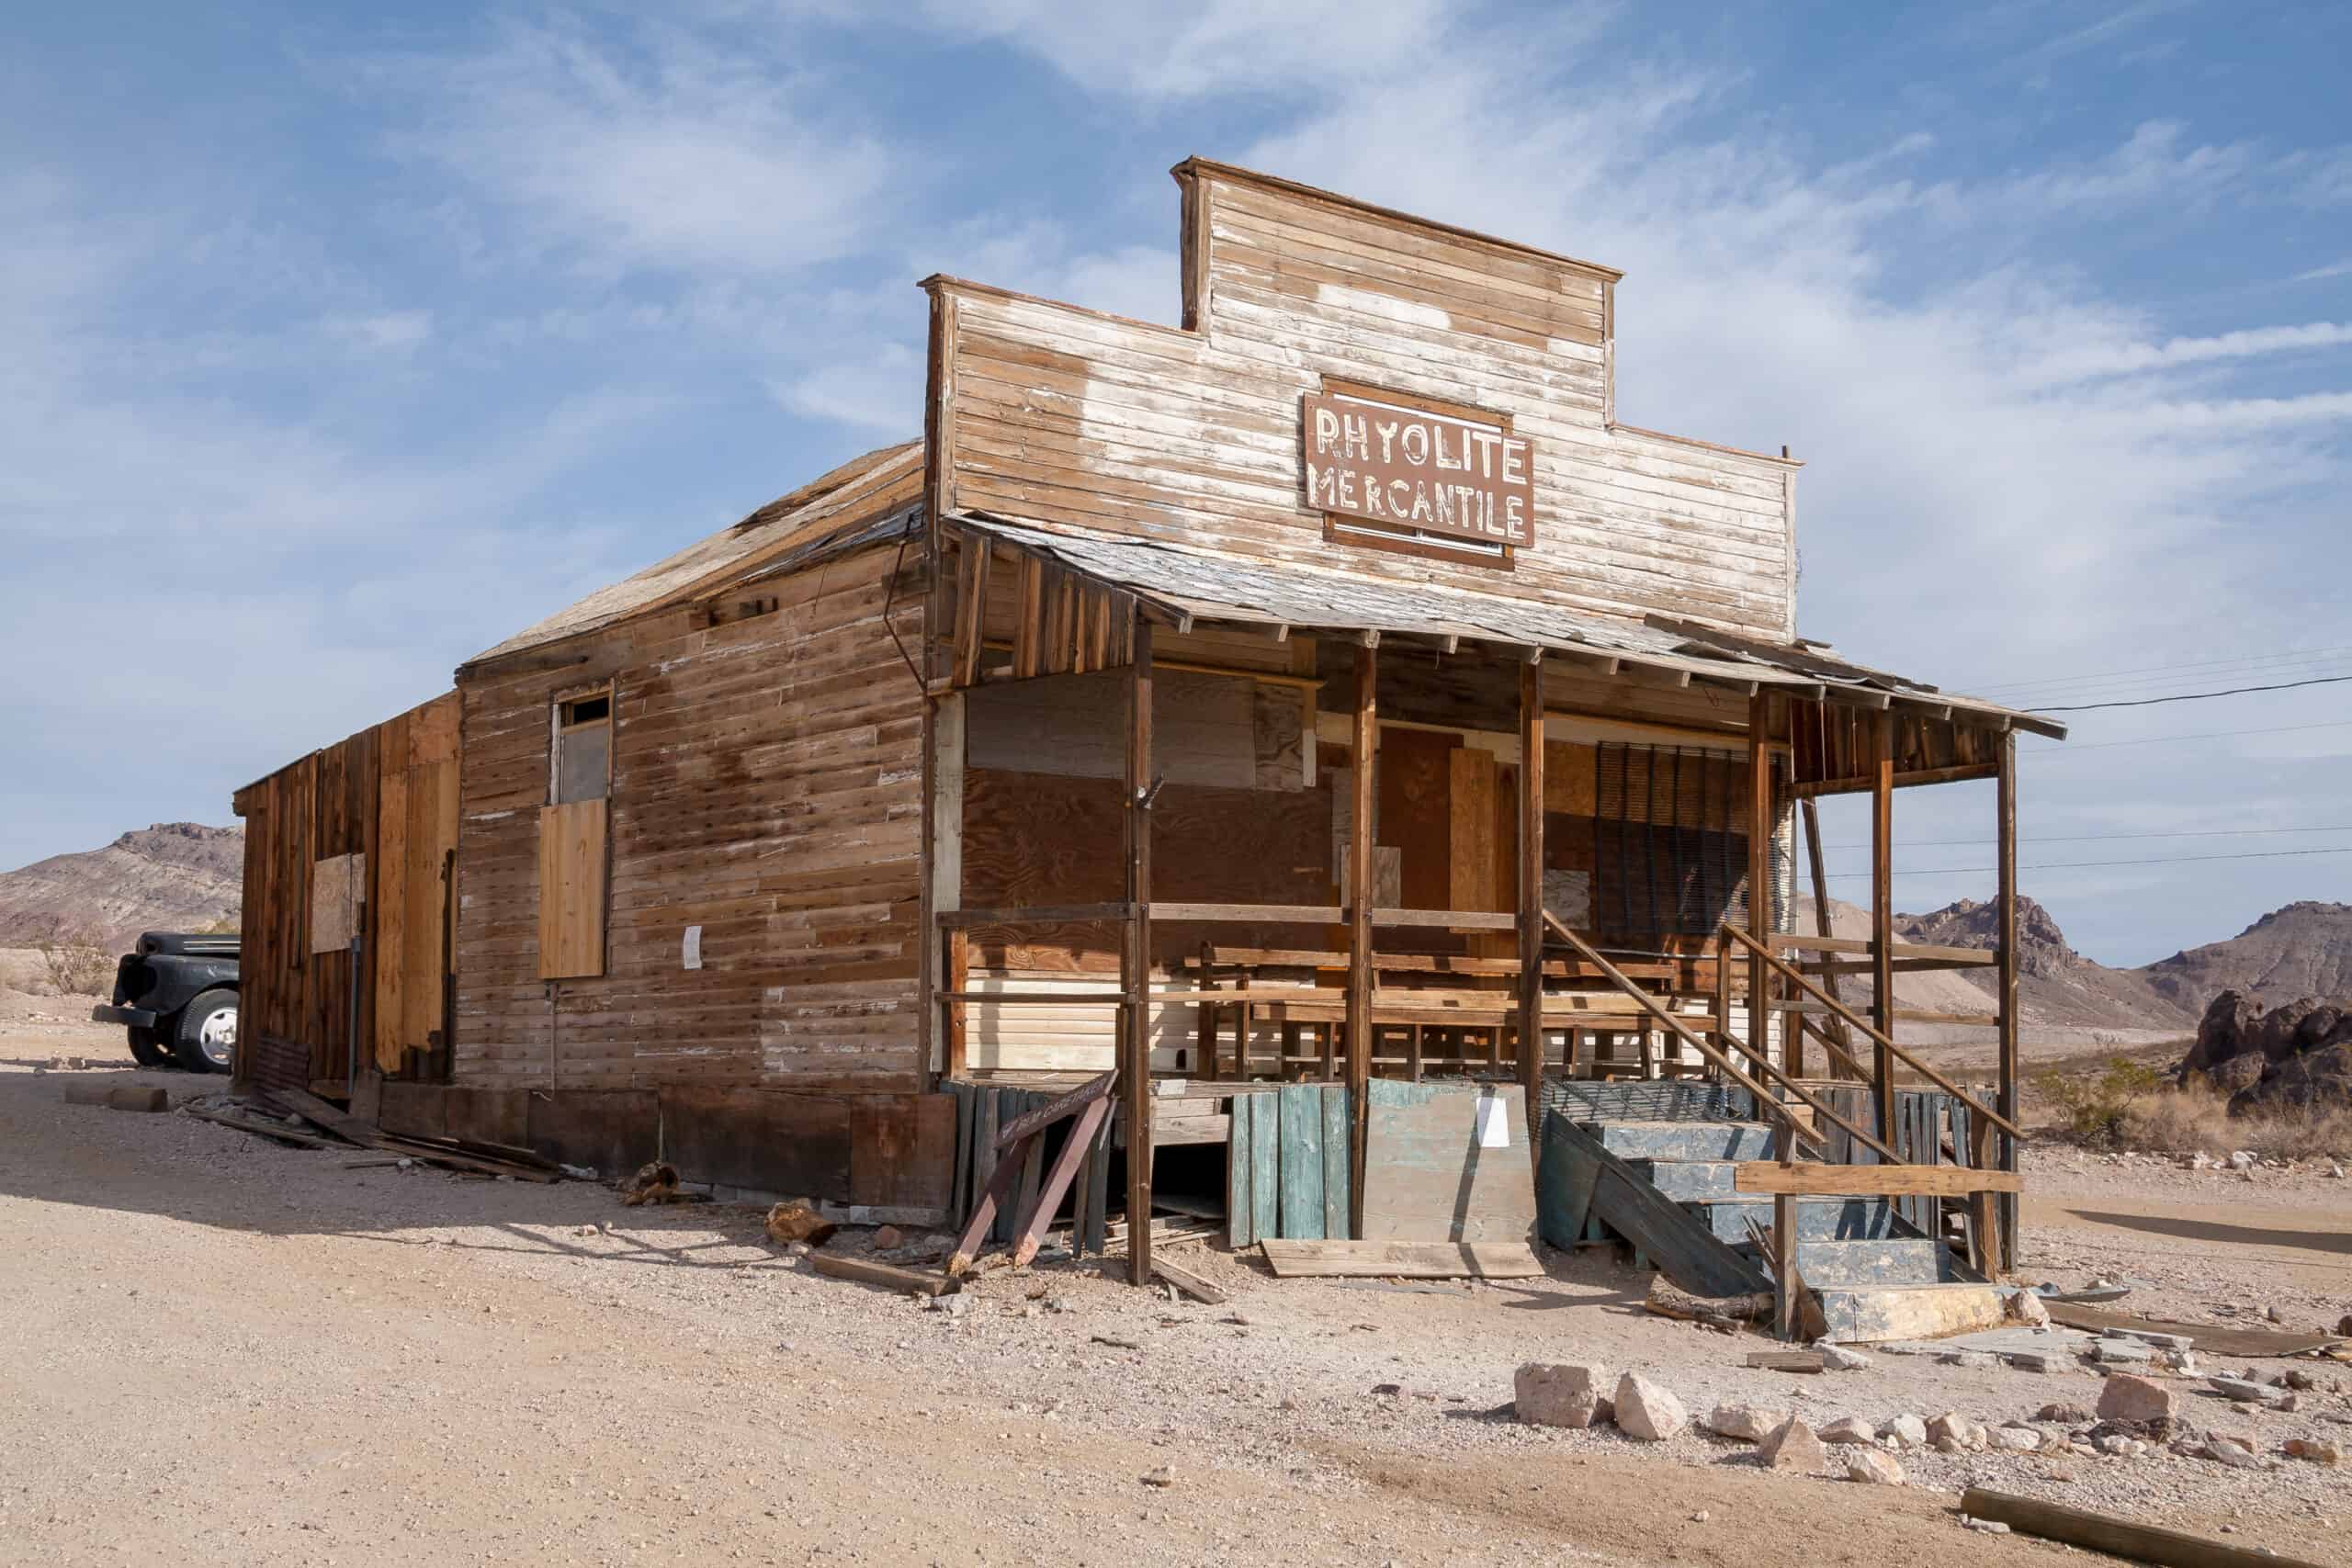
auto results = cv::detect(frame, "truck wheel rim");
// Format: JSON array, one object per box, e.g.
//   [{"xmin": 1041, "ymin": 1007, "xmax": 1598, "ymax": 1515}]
[{"xmin": 200, "ymin": 1008, "xmax": 237, "ymax": 1065}]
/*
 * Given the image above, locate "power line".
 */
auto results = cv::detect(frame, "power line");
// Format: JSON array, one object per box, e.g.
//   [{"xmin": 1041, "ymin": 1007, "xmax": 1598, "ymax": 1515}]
[
  {"xmin": 1962, "ymin": 642, "xmax": 2352, "ymax": 696},
  {"xmin": 2018, "ymin": 717, "xmax": 2352, "ymax": 754},
  {"xmin": 2033, "ymin": 673, "xmax": 2352, "ymax": 712},
  {"xmin": 1819, "ymin": 825, "xmax": 2352, "ymax": 851},
  {"xmin": 1977, "ymin": 657, "xmax": 2352, "ymax": 707},
  {"xmin": 1820, "ymin": 846, "xmax": 2352, "ymax": 879}
]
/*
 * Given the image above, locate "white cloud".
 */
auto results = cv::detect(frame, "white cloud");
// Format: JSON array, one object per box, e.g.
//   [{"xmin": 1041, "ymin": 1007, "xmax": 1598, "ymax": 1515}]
[
  {"xmin": 771, "ymin": 342, "xmax": 922, "ymax": 433},
  {"xmin": 366, "ymin": 18, "xmax": 899, "ymax": 275},
  {"xmin": 2015, "ymin": 320, "xmax": 2352, "ymax": 385},
  {"xmin": 326, "ymin": 309, "xmax": 434, "ymax": 355}
]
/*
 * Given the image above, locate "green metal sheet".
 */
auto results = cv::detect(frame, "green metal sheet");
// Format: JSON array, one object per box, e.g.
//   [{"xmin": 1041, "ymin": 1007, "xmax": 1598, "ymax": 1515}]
[
  {"xmin": 1278, "ymin": 1083, "xmax": 1325, "ymax": 1240},
  {"xmin": 1320, "ymin": 1085, "xmax": 1351, "ymax": 1240}
]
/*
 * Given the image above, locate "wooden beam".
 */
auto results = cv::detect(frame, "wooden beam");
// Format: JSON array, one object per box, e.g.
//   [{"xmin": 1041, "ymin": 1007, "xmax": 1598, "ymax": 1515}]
[
  {"xmin": 1799, "ymin": 797, "xmax": 1857, "ymax": 1079},
  {"xmin": 1258, "ymin": 1239, "xmax": 1544, "ymax": 1279},
  {"xmin": 1996, "ymin": 728, "xmax": 2020, "ymax": 1274},
  {"xmin": 1957, "ymin": 1489, "xmax": 2330, "ymax": 1568},
  {"xmin": 1747, "ymin": 691, "xmax": 1775, "ymax": 1077},
  {"xmin": 1518, "ymin": 658, "xmax": 1544, "ymax": 1135},
  {"xmin": 1123, "ymin": 621, "xmax": 1155, "ymax": 1288},
  {"xmin": 1787, "ymin": 761, "xmax": 2001, "ymax": 799},
  {"xmin": 936, "ymin": 901, "xmax": 1134, "ymax": 929},
  {"xmin": 1870, "ymin": 710, "xmax": 1896, "ymax": 1143},
  {"xmin": 810, "ymin": 1253, "xmax": 959, "ymax": 1296},
  {"xmin": 1347, "ymin": 641, "xmax": 1377, "ymax": 1235},
  {"xmin": 1734, "ymin": 1162, "xmax": 2022, "ymax": 1196}
]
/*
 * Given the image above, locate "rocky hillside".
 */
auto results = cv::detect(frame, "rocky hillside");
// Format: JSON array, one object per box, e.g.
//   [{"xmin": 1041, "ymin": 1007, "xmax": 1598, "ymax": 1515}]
[
  {"xmin": 0, "ymin": 823, "xmax": 243, "ymax": 950},
  {"xmin": 2140, "ymin": 902, "xmax": 2352, "ymax": 1014}
]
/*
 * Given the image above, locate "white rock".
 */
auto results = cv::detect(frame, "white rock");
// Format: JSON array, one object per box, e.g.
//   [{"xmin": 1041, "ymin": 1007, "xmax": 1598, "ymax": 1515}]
[
  {"xmin": 1613, "ymin": 1373, "xmax": 1687, "ymax": 1441},
  {"xmin": 1705, "ymin": 1404, "xmax": 1789, "ymax": 1443},
  {"xmin": 1847, "ymin": 1450, "xmax": 1906, "ymax": 1485},
  {"xmin": 1819, "ymin": 1416, "xmax": 1876, "ymax": 1445},
  {"xmin": 1818, "ymin": 1343, "xmax": 1871, "ymax": 1372},
  {"xmin": 1758, "ymin": 1417, "xmax": 1828, "ymax": 1472},
  {"xmin": 1880, "ymin": 1414, "xmax": 1928, "ymax": 1449},
  {"xmin": 1963, "ymin": 1517, "xmax": 2013, "ymax": 1534},
  {"xmin": 1514, "ymin": 1363, "xmax": 1610, "ymax": 1429},
  {"xmin": 2203, "ymin": 1438, "xmax": 2267, "ymax": 1471},
  {"xmin": 2007, "ymin": 1291, "xmax": 2051, "ymax": 1326},
  {"xmin": 1991, "ymin": 1426, "xmax": 2042, "ymax": 1452}
]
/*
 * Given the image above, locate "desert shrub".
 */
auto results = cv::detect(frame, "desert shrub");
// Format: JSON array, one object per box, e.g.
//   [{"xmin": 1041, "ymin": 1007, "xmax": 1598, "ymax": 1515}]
[
  {"xmin": 31, "ymin": 924, "xmax": 113, "ymax": 997},
  {"xmin": 2034, "ymin": 1055, "xmax": 2165, "ymax": 1145},
  {"xmin": 199, "ymin": 912, "xmax": 241, "ymax": 935}
]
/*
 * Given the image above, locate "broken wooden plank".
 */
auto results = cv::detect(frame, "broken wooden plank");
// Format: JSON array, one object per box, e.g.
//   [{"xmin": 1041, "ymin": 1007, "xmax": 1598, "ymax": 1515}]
[
  {"xmin": 1542, "ymin": 1115, "xmax": 1771, "ymax": 1299},
  {"xmin": 2042, "ymin": 1303, "xmax": 2346, "ymax": 1358},
  {"xmin": 63, "ymin": 1084, "xmax": 168, "ymax": 1112},
  {"xmin": 180, "ymin": 1105, "xmax": 337, "ymax": 1147},
  {"xmin": 1257, "ymin": 1238, "xmax": 1543, "ymax": 1279},
  {"xmin": 1958, "ymin": 1487, "xmax": 2330, "ymax": 1568},
  {"xmin": 1149, "ymin": 1255, "xmax": 1230, "ymax": 1304},
  {"xmin": 263, "ymin": 1087, "xmax": 377, "ymax": 1145},
  {"xmin": 1733, "ymin": 1161, "xmax": 2023, "ymax": 1197},
  {"xmin": 808, "ymin": 1251, "xmax": 960, "ymax": 1297},
  {"xmin": 1745, "ymin": 1349, "xmax": 1826, "ymax": 1373}
]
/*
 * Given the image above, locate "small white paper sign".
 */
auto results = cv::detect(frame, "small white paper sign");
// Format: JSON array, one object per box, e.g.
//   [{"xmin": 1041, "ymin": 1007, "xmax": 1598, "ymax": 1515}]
[
  {"xmin": 682, "ymin": 924, "xmax": 703, "ymax": 971},
  {"xmin": 1475, "ymin": 1093, "xmax": 1511, "ymax": 1148}
]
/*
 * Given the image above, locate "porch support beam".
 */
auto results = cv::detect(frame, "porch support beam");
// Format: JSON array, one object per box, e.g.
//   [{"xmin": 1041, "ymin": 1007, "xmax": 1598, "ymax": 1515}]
[
  {"xmin": 1996, "ymin": 728, "xmax": 2020, "ymax": 1271},
  {"xmin": 1517, "ymin": 656, "xmax": 1545, "ymax": 1134},
  {"xmin": 1747, "ymin": 692, "xmax": 1777, "ymax": 1082},
  {"xmin": 1346, "ymin": 641, "xmax": 1377, "ymax": 1235},
  {"xmin": 1122, "ymin": 621, "xmax": 1156, "ymax": 1287},
  {"xmin": 1870, "ymin": 710, "xmax": 1897, "ymax": 1143}
]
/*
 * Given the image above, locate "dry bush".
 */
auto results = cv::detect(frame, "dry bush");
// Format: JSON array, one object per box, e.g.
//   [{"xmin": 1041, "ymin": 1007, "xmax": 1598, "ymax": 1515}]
[
  {"xmin": 30, "ymin": 923, "xmax": 114, "ymax": 997},
  {"xmin": 2044, "ymin": 1066, "xmax": 2352, "ymax": 1162}
]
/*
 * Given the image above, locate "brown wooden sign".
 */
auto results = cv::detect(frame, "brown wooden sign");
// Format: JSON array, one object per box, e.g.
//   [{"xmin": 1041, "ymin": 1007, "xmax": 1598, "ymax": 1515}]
[{"xmin": 1300, "ymin": 389, "xmax": 1534, "ymax": 548}]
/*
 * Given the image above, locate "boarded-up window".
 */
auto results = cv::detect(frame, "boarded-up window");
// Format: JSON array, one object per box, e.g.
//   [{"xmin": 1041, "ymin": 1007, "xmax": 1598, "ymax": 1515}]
[
  {"xmin": 537, "ymin": 800, "xmax": 607, "ymax": 979},
  {"xmin": 553, "ymin": 693, "xmax": 611, "ymax": 805},
  {"xmin": 1589, "ymin": 744, "xmax": 1781, "ymax": 943},
  {"xmin": 310, "ymin": 852, "xmax": 365, "ymax": 954}
]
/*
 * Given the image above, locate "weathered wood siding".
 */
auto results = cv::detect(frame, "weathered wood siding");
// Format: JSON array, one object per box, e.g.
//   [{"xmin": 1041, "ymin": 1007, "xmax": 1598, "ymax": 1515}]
[
  {"xmin": 930, "ymin": 164, "xmax": 1796, "ymax": 637},
  {"xmin": 451, "ymin": 544, "xmax": 927, "ymax": 1092}
]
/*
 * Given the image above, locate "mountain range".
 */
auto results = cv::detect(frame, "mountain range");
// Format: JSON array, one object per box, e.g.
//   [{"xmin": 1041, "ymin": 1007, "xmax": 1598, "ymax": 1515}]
[{"xmin": 0, "ymin": 823, "xmax": 244, "ymax": 951}]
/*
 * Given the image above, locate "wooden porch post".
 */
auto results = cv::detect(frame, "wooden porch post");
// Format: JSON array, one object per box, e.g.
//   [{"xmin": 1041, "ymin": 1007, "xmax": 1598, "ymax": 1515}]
[
  {"xmin": 1994, "ymin": 728, "xmax": 2020, "ymax": 1271},
  {"xmin": 1800, "ymin": 796, "xmax": 1855, "ymax": 1077},
  {"xmin": 1347, "ymin": 639, "xmax": 1377, "ymax": 1235},
  {"xmin": 1870, "ymin": 711, "xmax": 1897, "ymax": 1143},
  {"xmin": 1518, "ymin": 656, "xmax": 1545, "ymax": 1135},
  {"xmin": 1123, "ymin": 620, "xmax": 1156, "ymax": 1287},
  {"xmin": 1746, "ymin": 693, "xmax": 1776, "ymax": 1079}
]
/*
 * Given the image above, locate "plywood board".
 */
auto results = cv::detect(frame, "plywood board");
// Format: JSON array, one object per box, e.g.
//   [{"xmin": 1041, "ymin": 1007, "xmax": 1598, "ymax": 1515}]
[
  {"xmin": 310, "ymin": 852, "xmax": 364, "ymax": 954},
  {"xmin": 1259, "ymin": 1239, "xmax": 1544, "ymax": 1279},
  {"xmin": 537, "ymin": 800, "xmax": 607, "ymax": 980},
  {"xmin": 1359, "ymin": 1080, "xmax": 1536, "ymax": 1244},
  {"xmin": 1447, "ymin": 747, "xmax": 1498, "ymax": 915}
]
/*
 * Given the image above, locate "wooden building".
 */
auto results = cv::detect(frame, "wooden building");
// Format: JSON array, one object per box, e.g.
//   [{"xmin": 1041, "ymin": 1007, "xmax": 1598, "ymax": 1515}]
[{"xmin": 231, "ymin": 159, "xmax": 2061, "ymax": 1274}]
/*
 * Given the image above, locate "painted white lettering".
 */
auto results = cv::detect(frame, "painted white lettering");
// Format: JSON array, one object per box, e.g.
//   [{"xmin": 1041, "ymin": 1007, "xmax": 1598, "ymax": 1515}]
[
  {"xmin": 1337, "ymin": 469, "xmax": 1358, "ymax": 510},
  {"xmin": 1433, "ymin": 483, "xmax": 1455, "ymax": 527},
  {"xmin": 1505, "ymin": 494, "xmax": 1526, "ymax": 540},
  {"xmin": 1313, "ymin": 406, "xmax": 1341, "ymax": 457},
  {"xmin": 1305, "ymin": 460, "xmax": 1338, "ymax": 509},
  {"xmin": 1501, "ymin": 437, "xmax": 1529, "ymax": 486},
  {"xmin": 1388, "ymin": 479, "xmax": 1412, "ymax": 515},
  {"xmin": 1433, "ymin": 425, "xmax": 1463, "ymax": 470},
  {"xmin": 1400, "ymin": 423, "xmax": 1430, "ymax": 467},
  {"xmin": 1374, "ymin": 421, "xmax": 1399, "ymax": 463},
  {"xmin": 1470, "ymin": 429, "xmax": 1500, "ymax": 479},
  {"xmin": 1362, "ymin": 475, "xmax": 1385, "ymax": 517},
  {"xmin": 1409, "ymin": 481, "xmax": 1434, "ymax": 524},
  {"xmin": 1341, "ymin": 412, "xmax": 1370, "ymax": 461}
]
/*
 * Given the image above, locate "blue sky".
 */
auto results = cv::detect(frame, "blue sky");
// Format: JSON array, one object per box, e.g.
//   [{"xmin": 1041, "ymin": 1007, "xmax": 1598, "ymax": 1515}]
[{"xmin": 5, "ymin": 1, "xmax": 2348, "ymax": 965}]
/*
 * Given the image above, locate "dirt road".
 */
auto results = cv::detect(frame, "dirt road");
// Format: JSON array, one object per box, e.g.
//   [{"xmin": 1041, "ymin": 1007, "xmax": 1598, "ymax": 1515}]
[{"xmin": 1, "ymin": 1010, "xmax": 2345, "ymax": 1566}]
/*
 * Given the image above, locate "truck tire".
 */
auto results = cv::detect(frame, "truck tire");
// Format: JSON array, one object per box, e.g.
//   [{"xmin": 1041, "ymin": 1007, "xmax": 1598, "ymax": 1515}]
[
  {"xmin": 172, "ymin": 989, "xmax": 238, "ymax": 1074},
  {"xmin": 127, "ymin": 1025, "xmax": 170, "ymax": 1068}
]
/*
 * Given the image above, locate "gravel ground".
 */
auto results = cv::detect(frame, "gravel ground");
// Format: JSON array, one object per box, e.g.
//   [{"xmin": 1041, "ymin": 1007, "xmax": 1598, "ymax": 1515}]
[{"xmin": 2, "ymin": 1002, "xmax": 2346, "ymax": 1566}]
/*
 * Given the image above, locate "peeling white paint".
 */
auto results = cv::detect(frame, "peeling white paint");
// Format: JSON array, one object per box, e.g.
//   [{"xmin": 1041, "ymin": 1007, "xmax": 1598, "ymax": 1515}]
[{"xmin": 1317, "ymin": 281, "xmax": 1451, "ymax": 331}]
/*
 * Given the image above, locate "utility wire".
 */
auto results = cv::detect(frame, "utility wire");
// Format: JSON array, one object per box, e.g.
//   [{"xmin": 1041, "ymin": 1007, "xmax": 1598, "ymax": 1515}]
[
  {"xmin": 1962, "ymin": 642, "xmax": 2352, "ymax": 695},
  {"xmin": 2019, "ymin": 717, "xmax": 2352, "ymax": 754},
  {"xmin": 1820, "ymin": 825, "xmax": 2352, "ymax": 850},
  {"xmin": 2032, "ymin": 672, "xmax": 2352, "ymax": 712},
  {"xmin": 1819, "ymin": 846, "xmax": 2352, "ymax": 880}
]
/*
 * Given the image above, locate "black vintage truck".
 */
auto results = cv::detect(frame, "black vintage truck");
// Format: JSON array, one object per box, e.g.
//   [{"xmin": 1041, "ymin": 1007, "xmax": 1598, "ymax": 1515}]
[{"xmin": 90, "ymin": 931, "xmax": 240, "ymax": 1073}]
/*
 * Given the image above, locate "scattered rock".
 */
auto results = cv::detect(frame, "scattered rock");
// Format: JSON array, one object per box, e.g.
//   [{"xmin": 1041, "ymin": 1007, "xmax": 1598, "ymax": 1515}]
[
  {"xmin": 1927, "ymin": 1413, "xmax": 1987, "ymax": 1452},
  {"xmin": 1962, "ymin": 1517, "xmax": 2013, "ymax": 1534},
  {"xmin": 1880, "ymin": 1414, "xmax": 1928, "ymax": 1449},
  {"xmin": 2229, "ymin": 1150, "xmax": 2257, "ymax": 1173},
  {"xmin": 1817, "ymin": 1344, "xmax": 1871, "ymax": 1372},
  {"xmin": 1613, "ymin": 1373, "xmax": 1687, "ymax": 1442},
  {"xmin": 763, "ymin": 1201, "xmax": 837, "ymax": 1247},
  {"xmin": 2092, "ymin": 1338, "xmax": 2154, "ymax": 1365},
  {"xmin": 1705, "ymin": 1404, "xmax": 1788, "ymax": 1443},
  {"xmin": 926, "ymin": 1292, "xmax": 972, "ymax": 1319},
  {"xmin": 1758, "ymin": 1417, "xmax": 1827, "ymax": 1472},
  {"xmin": 1140, "ymin": 1466, "xmax": 1173, "ymax": 1488},
  {"xmin": 1939, "ymin": 1350, "xmax": 1997, "ymax": 1371},
  {"xmin": 2201, "ymin": 1437, "xmax": 2267, "ymax": 1470},
  {"xmin": 2285, "ymin": 1438, "xmax": 2341, "ymax": 1465},
  {"xmin": 2264, "ymin": 1303, "xmax": 2284, "ymax": 1324},
  {"xmin": 2007, "ymin": 1292, "xmax": 2051, "ymax": 1327},
  {"xmin": 2005, "ymin": 1351, "xmax": 2065, "ymax": 1374},
  {"xmin": 1514, "ymin": 1363, "xmax": 1611, "ymax": 1430},
  {"xmin": 2095, "ymin": 1433, "xmax": 2151, "ymax": 1458},
  {"xmin": 1991, "ymin": 1425, "xmax": 2043, "ymax": 1452},
  {"xmin": 2037, "ymin": 1403, "xmax": 2093, "ymax": 1424},
  {"xmin": 2096, "ymin": 1374, "xmax": 2177, "ymax": 1425},
  {"xmin": 1847, "ymin": 1450, "xmax": 1905, "ymax": 1485},
  {"xmin": 2281, "ymin": 1369, "xmax": 2316, "ymax": 1391},
  {"xmin": 2209, "ymin": 1376, "xmax": 2288, "ymax": 1406},
  {"xmin": 1819, "ymin": 1416, "xmax": 1876, "ymax": 1445},
  {"xmin": 872, "ymin": 1224, "xmax": 904, "ymax": 1250}
]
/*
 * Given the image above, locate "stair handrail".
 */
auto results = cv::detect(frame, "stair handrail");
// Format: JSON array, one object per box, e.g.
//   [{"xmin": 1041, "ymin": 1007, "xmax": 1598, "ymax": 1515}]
[
  {"xmin": 1717, "ymin": 922, "xmax": 2020, "ymax": 1139},
  {"xmin": 1541, "ymin": 912, "xmax": 1831, "ymax": 1157}
]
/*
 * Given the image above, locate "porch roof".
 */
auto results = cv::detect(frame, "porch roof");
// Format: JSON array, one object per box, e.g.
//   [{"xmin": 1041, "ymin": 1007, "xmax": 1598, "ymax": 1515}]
[{"xmin": 947, "ymin": 512, "xmax": 2065, "ymax": 740}]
